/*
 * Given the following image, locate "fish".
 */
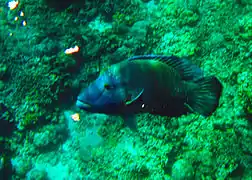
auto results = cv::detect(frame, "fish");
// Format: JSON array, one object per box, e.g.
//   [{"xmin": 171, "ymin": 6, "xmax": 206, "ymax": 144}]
[{"xmin": 76, "ymin": 55, "xmax": 223, "ymax": 130}]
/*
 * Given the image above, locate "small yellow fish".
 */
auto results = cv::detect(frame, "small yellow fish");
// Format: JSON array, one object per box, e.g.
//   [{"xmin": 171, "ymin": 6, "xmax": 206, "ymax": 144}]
[{"xmin": 71, "ymin": 113, "xmax": 80, "ymax": 122}]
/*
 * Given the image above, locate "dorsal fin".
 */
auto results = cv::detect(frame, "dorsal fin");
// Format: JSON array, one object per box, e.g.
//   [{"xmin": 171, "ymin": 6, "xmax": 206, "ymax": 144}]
[{"xmin": 127, "ymin": 55, "xmax": 204, "ymax": 81}]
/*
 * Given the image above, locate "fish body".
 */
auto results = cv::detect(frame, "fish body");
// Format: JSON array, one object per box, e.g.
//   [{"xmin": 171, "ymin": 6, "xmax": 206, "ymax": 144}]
[{"xmin": 76, "ymin": 55, "xmax": 222, "ymax": 129}]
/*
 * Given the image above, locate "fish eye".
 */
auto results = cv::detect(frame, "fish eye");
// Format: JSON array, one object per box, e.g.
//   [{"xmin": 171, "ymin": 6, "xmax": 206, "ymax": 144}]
[{"xmin": 104, "ymin": 83, "xmax": 113, "ymax": 90}]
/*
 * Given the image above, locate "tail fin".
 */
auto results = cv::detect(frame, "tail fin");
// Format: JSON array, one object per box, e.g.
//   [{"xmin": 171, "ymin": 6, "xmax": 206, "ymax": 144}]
[{"xmin": 187, "ymin": 76, "xmax": 223, "ymax": 116}]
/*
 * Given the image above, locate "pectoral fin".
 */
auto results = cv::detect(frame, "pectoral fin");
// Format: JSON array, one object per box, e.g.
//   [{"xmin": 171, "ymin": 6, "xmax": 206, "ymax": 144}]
[{"xmin": 124, "ymin": 88, "xmax": 144, "ymax": 106}]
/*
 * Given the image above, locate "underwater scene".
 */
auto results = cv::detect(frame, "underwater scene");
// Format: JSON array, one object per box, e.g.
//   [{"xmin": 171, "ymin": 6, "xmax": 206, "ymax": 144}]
[{"xmin": 0, "ymin": 0, "xmax": 251, "ymax": 179}]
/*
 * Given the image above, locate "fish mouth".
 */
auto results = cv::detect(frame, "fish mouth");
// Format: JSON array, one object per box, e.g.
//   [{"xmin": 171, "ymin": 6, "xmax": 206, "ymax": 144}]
[{"xmin": 76, "ymin": 100, "xmax": 92, "ymax": 109}]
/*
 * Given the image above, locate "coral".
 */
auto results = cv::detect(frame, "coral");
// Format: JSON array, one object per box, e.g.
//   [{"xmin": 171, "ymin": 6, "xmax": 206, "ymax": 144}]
[
  {"xmin": 33, "ymin": 124, "xmax": 67, "ymax": 150},
  {"xmin": 177, "ymin": 9, "xmax": 199, "ymax": 26},
  {"xmin": 236, "ymin": 71, "xmax": 252, "ymax": 119},
  {"xmin": 112, "ymin": 11, "xmax": 139, "ymax": 26},
  {"xmin": 129, "ymin": 20, "xmax": 149, "ymax": 41},
  {"xmin": 172, "ymin": 159, "xmax": 194, "ymax": 180},
  {"xmin": 78, "ymin": 126, "xmax": 104, "ymax": 161},
  {"xmin": 1, "ymin": 0, "xmax": 251, "ymax": 179},
  {"xmin": 154, "ymin": 30, "xmax": 200, "ymax": 56},
  {"xmin": 0, "ymin": 80, "xmax": 4, "ymax": 91},
  {"xmin": 11, "ymin": 156, "xmax": 32, "ymax": 178},
  {"xmin": 0, "ymin": 64, "xmax": 7, "ymax": 79},
  {"xmin": 26, "ymin": 168, "xmax": 48, "ymax": 180},
  {"xmin": 238, "ymin": 13, "xmax": 252, "ymax": 41},
  {"xmin": 19, "ymin": 111, "xmax": 43, "ymax": 129}
]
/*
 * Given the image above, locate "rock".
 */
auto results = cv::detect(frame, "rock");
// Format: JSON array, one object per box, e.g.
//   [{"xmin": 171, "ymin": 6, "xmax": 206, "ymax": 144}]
[{"xmin": 172, "ymin": 159, "xmax": 194, "ymax": 180}]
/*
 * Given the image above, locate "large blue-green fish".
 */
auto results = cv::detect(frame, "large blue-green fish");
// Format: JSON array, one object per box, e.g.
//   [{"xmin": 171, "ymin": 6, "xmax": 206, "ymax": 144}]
[{"xmin": 76, "ymin": 55, "xmax": 222, "ymax": 129}]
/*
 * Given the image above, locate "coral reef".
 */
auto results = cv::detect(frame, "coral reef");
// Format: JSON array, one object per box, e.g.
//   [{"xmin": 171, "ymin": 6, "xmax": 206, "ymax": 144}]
[{"xmin": 0, "ymin": 0, "xmax": 251, "ymax": 179}]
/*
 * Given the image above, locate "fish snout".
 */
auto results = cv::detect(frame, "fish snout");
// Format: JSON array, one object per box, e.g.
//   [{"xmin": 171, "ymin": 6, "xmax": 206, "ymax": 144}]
[
  {"xmin": 76, "ymin": 88, "xmax": 92, "ymax": 109},
  {"xmin": 76, "ymin": 83, "xmax": 100, "ymax": 110}
]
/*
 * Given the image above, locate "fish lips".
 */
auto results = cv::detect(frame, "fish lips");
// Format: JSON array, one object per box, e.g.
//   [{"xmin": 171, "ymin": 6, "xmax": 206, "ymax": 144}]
[
  {"xmin": 76, "ymin": 100, "xmax": 104, "ymax": 113},
  {"xmin": 76, "ymin": 100, "xmax": 92, "ymax": 110}
]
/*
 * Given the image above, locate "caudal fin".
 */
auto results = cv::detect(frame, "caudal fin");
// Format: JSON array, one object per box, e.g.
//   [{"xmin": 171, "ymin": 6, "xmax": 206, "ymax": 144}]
[{"xmin": 187, "ymin": 76, "xmax": 223, "ymax": 116}]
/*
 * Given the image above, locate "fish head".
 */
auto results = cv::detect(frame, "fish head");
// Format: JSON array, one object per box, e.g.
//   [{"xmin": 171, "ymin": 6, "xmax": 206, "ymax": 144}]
[{"xmin": 76, "ymin": 68, "xmax": 128, "ymax": 113}]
